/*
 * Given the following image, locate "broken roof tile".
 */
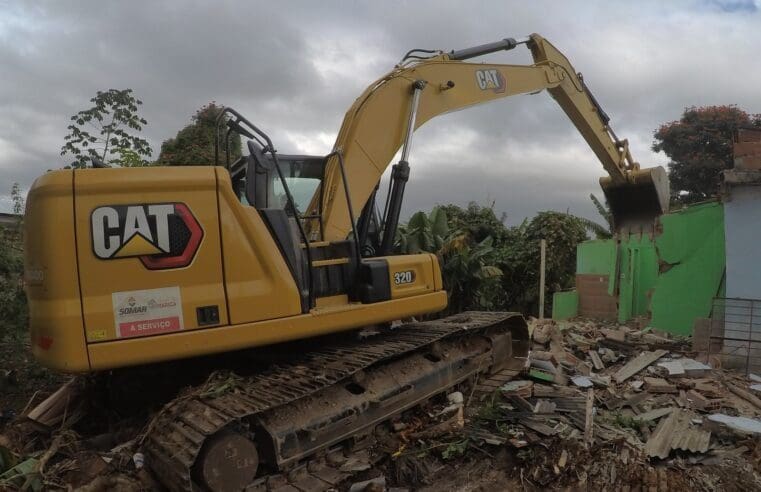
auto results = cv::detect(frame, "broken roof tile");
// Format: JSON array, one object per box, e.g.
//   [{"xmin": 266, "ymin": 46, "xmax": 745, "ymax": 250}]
[{"xmin": 614, "ymin": 350, "xmax": 669, "ymax": 384}]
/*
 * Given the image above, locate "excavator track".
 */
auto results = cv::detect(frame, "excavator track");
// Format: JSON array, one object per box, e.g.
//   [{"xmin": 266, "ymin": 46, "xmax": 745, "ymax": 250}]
[{"xmin": 143, "ymin": 311, "xmax": 529, "ymax": 491}]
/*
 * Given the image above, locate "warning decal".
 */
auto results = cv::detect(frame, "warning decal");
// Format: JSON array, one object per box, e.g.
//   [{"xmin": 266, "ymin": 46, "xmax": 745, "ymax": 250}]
[{"xmin": 112, "ymin": 286, "xmax": 184, "ymax": 339}]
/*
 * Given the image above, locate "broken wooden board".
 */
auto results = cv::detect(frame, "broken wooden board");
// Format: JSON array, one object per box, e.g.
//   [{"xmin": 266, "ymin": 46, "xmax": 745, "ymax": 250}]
[
  {"xmin": 553, "ymin": 397, "xmax": 587, "ymax": 412},
  {"xmin": 588, "ymin": 350, "xmax": 605, "ymax": 371},
  {"xmin": 613, "ymin": 350, "xmax": 668, "ymax": 383},
  {"xmin": 726, "ymin": 382, "xmax": 761, "ymax": 411},
  {"xmin": 599, "ymin": 337, "xmax": 637, "ymax": 354},
  {"xmin": 499, "ymin": 380, "xmax": 534, "ymax": 398},
  {"xmin": 632, "ymin": 407, "xmax": 675, "ymax": 422},
  {"xmin": 601, "ymin": 328, "xmax": 627, "ymax": 342},
  {"xmin": 532, "ymin": 385, "xmax": 582, "ymax": 399},
  {"xmin": 27, "ymin": 377, "xmax": 83, "ymax": 428},
  {"xmin": 692, "ymin": 379, "xmax": 725, "ymax": 399},
  {"xmin": 584, "ymin": 388, "xmax": 594, "ymax": 446},
  {"xmin": 519, "ymin": 417, "xmax": 557, "ymax": 436}
]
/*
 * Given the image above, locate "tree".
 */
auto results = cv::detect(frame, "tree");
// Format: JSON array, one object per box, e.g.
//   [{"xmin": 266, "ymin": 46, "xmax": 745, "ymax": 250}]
[
  {"xmin": 10, "ymin": 182, "xmax": 23, "ymax": 215},
  {"xmin": 155, "ymin": 102, "xmax": 242, "ymax": 166},
  {"xmin": 653, "ymin": 105, "xmax": 761, "ymax": 204},
  {"xmin": 438, "ymin": 201, "xmax": 508, "ymax": 243},
  {"xmin": 61, "ymin": 89, "xmax": 152, "ymax": 168},
  {"xmin": 578, "ymin": 193, "xmax": 613, "ymax": 239},
  {"xmin": 498, "ymin": 211, "xmax": 588, "ymax": 315}
]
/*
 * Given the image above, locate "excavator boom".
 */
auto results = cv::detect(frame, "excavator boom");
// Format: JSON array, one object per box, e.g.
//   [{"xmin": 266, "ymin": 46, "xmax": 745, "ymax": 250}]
[{"xmin": 317, "ymin": 33, "xmax": 669, "ymax": 241}]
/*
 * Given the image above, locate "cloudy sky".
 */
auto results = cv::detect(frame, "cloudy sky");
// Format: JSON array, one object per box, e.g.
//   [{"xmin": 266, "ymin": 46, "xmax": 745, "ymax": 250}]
[{"xmin": 1, "ymin": 0, "xmax": 760, "ymax": 223}]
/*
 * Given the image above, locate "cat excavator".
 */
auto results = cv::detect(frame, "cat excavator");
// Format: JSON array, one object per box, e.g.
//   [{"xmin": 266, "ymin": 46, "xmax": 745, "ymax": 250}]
[{"xmin": 24, "ymin": 34, "xmax": 668, "ymax": 491}]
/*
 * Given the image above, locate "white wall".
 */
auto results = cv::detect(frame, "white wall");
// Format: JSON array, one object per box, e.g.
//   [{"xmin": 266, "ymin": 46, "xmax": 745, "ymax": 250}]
[{"xmin": 724, "ymin": 186, "xmax": 761, "ymax": 300}]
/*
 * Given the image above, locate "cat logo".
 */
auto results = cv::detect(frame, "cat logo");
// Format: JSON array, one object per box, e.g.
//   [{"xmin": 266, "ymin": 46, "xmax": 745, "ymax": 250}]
[
  {"xmin": 90, "ymin": 203, "xmax": 203, "ymax": 270},
  {"xmin": 475, "ymin": 69, "xmax": 506, "ymax": 94}
]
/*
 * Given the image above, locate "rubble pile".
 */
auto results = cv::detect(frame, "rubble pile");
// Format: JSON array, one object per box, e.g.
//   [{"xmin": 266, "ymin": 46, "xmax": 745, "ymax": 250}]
[
  {"xmin": 454, "ymin": 318, "xmax": 761, "ymax": 489},
  {"xmin": 2, "ymin": 317, "xmax": 761, "ymax": 491}
]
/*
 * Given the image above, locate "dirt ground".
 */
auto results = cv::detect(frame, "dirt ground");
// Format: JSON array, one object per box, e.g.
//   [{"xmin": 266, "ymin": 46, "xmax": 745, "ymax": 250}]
[{"xmin": 0, "ymin": 326, "xmax": 63, "ymax": 424}]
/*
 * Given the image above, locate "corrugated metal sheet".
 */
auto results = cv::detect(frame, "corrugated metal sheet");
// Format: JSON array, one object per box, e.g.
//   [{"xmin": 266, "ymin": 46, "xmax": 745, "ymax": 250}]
[{"xmin": 644, "ymin": 409, "xmax": 711, "ymax": 459}]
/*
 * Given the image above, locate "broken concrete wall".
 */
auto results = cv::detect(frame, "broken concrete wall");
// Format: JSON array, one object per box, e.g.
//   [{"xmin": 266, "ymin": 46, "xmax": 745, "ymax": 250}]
[
  {"xmin": 574, "ymin": 240, "xmax": 617, "ymax": 320},
  {"xmin": 732, "ymin": 127, "xmax": 761, "ymax": 171},
  {"xmin": 558, "ymin": 202, "xmax": 725, "ymax": 335},
  {"xmin": 551, "ymin": 290, "xmax": 578, "ymax": 320},
  {"xmin": 617, "ymin": 233, "xmax": 658, "ymax": 324},
  {"xmin": 724, "ymin": 130, "xmax": 761, "ymax": 300},
  {"xmin": 724, "ymin": 186, "xmax": 761, "ymax": 299},
  {"xmin": 707, "ymin": 131, "xmax": 761, "ymax": 371},
  {"xmin": 649, "ymin": 201, "xmax": 725, "ymax": 336}
]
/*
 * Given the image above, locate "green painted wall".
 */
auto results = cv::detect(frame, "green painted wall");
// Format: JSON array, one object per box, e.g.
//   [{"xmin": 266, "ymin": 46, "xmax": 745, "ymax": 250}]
[
  {"xmin": 576, "ymin": 240, "xmax": 616, "ymax": 275},
  {"xmin": 557, "ymin": 201, "xmax": 725, "ymax": 335},
  {"xmin": 552, "ymin": 290, "xmax": 578, "ymax": 320},
  {"xmin": 617, "ymin": 234, "xmax": 658, "ymax": 323},
  {"xmin": 649, "ymin": 202, "xmax": 725, "ymax": 335}
]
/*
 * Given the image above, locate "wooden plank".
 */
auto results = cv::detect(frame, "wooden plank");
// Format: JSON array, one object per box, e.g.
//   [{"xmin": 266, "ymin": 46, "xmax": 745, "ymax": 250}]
[
  {"xmin": 632, "ymin": 407, "xmax": 674, "ymax": 422},
  {"xmin": 727, "ymin": 382, "xmax": 761, "ymax": 411},
  {"xmin": 533, "ymin": 385, "xmax": 582, "ymax": 398},
  {"xmin": 539, "ymin": 239, "xmax": 546, "ymax": 319},
  {"xmin": 588, "ymin": 350, "xmax": 604, "ymax": 371},
  {"xmin": 519, "ymin": 417, "xmax": 556, "ymax": 436},
  {"xmin": 584, "ymin": 388, "xmax": 594, "ymax": 446},
  {"xmin": 613, "ymin": 350, "xmax": 668, "ymax": 383}
]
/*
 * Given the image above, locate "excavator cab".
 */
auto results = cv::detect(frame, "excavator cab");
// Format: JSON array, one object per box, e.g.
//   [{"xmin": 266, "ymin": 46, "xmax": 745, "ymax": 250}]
[{"xmin": 215, "ymin": 108, "xmax": 419, "ymax": 314}]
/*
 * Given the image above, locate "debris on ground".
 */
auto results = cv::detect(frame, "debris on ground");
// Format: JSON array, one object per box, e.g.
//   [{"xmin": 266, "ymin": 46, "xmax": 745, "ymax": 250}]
[
  {"xmin": 2, "ymin": 317, "xmax": 761, "ymax": 490},
  {"xmin": 379, "ymin": 317, "xmax": 761, "ymax": 490}
]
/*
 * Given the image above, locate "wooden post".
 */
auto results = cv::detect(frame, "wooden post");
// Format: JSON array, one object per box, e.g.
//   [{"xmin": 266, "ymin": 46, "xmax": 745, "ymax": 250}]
[
  {"xmin": 539, "ymin": 239, "xmax": 546, "ymax": 319},
  {"xmin": 584, "ymin": 387, "xmax": 594, "ymax": 447}
]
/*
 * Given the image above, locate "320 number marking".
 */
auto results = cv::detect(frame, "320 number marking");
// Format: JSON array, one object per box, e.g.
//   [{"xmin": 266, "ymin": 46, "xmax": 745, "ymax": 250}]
[{"xmin": 393, "ymin": 270, "xmax": 415, "ymax": 285}]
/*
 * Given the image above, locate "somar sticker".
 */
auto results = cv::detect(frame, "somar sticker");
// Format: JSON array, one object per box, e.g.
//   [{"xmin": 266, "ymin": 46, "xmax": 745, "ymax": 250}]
[{"xmin": 112, "ymin": 286, "xmax": 184, "ymax": 338}]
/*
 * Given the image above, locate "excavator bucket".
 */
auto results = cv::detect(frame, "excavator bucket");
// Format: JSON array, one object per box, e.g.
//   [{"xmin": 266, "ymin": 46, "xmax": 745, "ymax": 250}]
[{"xmin": 599, "ymin": 165, "xmax": 670, "ymax": 228}]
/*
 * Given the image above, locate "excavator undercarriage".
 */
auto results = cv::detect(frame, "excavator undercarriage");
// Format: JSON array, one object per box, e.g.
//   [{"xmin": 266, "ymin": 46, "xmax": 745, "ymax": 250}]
[{"xmin": 143, "ymin": 312, "xmax": 528, "ymax": 491}]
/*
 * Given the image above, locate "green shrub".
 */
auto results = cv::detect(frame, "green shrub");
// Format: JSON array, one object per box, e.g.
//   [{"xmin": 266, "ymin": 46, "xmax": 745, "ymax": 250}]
[{"xmin": 397, "ymin": 203, "xmax": 589, "ymax": 316}]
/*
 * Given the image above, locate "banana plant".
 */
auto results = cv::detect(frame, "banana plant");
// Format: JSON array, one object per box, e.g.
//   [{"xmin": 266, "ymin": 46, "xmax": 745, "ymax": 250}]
[
  {"xmin": 396, "ymin": 206, "xmax": 449, "ymax": 254},
  {"xmin": 397, "ymin": 207, "xmax": 503, "ymax": 312},
  {"xmin": 441, "ymin": 236, "xmax": 503, "ymax": 312}
]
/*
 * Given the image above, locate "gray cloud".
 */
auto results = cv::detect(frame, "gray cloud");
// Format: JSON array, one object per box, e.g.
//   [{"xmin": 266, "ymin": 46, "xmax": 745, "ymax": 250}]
[{"xmin": 1, "ymin": 0, "xmax": 759, "ymax": 226}]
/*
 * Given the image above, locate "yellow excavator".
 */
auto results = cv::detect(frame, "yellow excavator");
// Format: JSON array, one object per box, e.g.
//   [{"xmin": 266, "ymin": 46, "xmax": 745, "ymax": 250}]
[{"xmin": 24, "ymin": 34, "xmax": 668, "ymax": 491}]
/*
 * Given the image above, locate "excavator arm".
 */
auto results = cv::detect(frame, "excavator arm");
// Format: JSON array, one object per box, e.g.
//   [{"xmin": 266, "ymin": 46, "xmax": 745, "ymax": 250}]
[{"xmin": 315, "ymin": 33, "xmax": 669, "ymax": 243}]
